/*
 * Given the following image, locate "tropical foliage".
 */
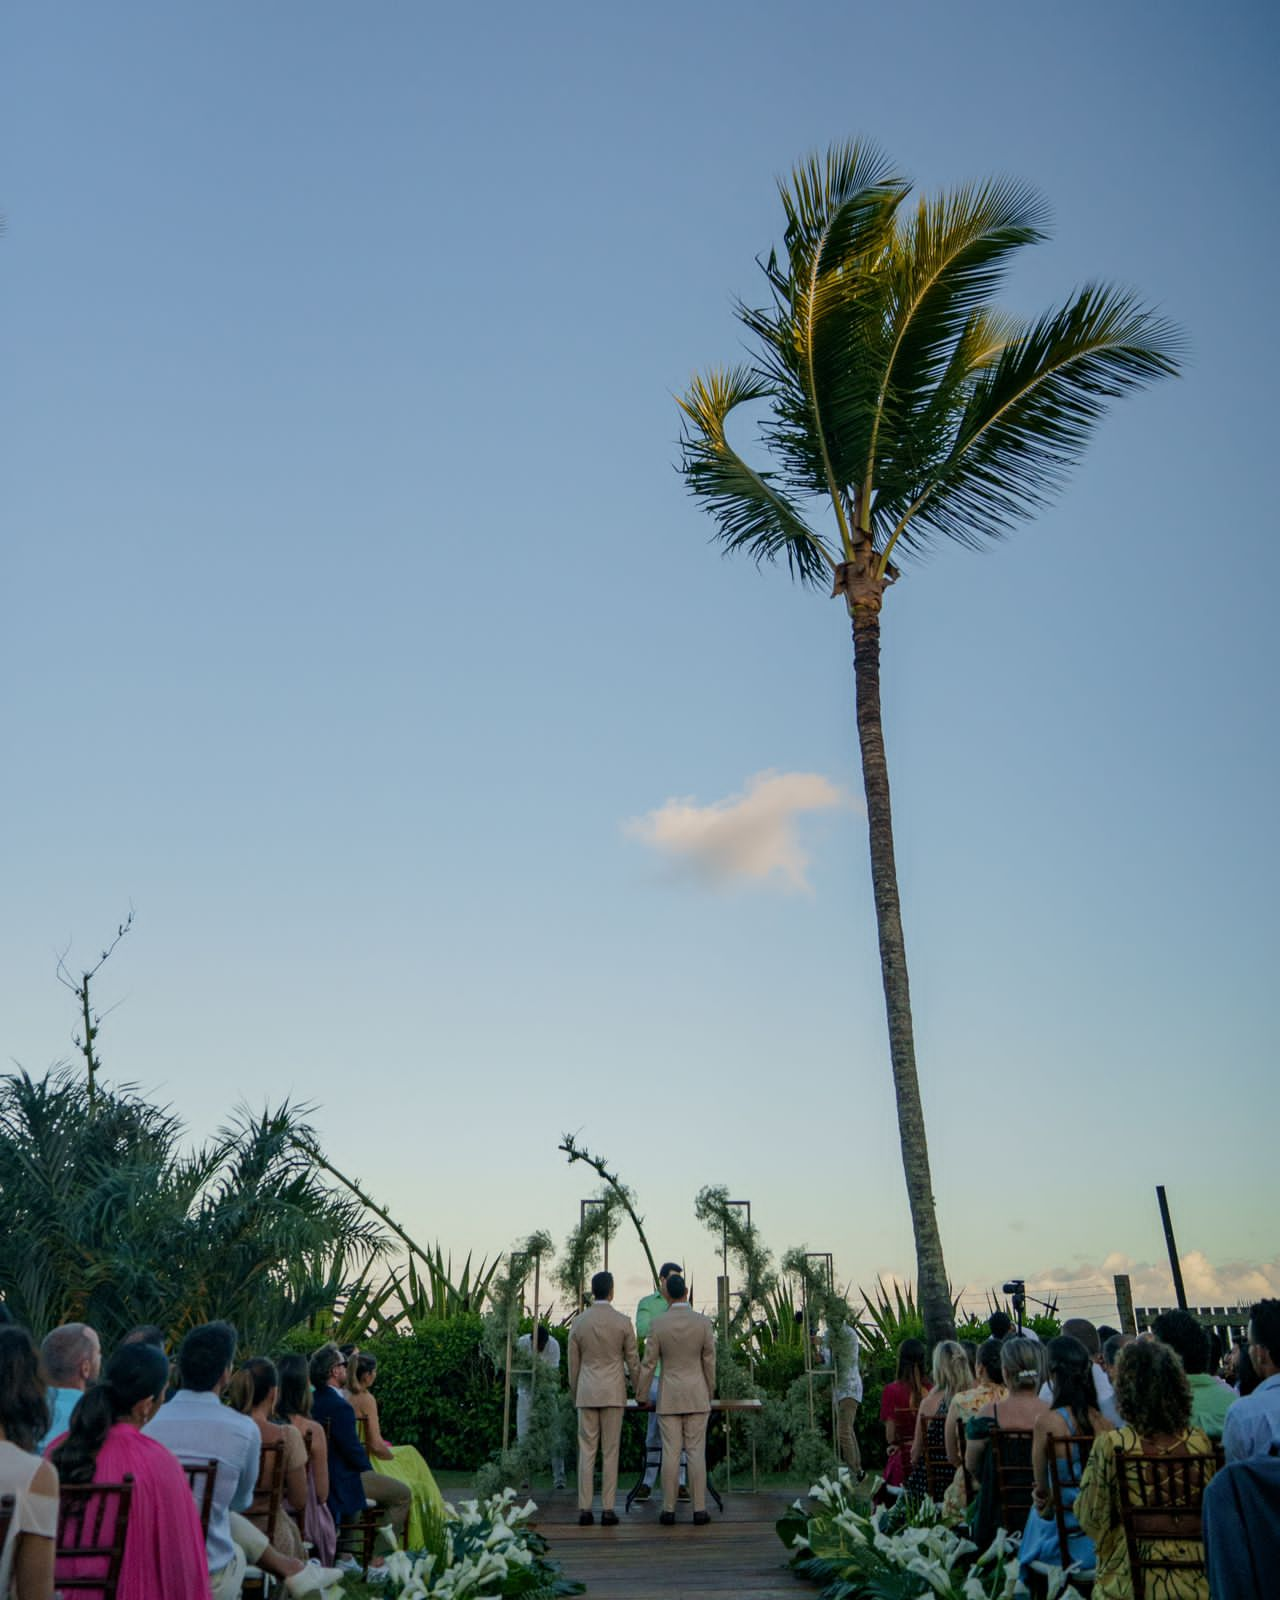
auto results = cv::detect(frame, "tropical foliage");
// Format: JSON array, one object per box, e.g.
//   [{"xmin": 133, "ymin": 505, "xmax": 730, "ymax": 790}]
[
  {"xmin": 678, "ymin": 139, "xmax": 1182, "ymax": 1345},
  {"xmin": 777, "ymin": 1469, "xmax": 1089, "ymax": 1600},
  {"xmin": 0, "ymin": 1068, "xmax": 387, "ymax": 1350},
  {"xmin": 329, "ymin": 1248, "xmax": 501, "ymax": 1342}
]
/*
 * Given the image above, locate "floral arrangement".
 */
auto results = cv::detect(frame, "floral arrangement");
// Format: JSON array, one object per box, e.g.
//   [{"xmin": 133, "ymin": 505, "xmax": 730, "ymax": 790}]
[
  {"xmin": 776, "ymin": 1470, "xmax": 1089, "ymax": 1600},
  {"xmin": 377, "ymin": 1489, "xmax": 584, "ymax": 1599}
]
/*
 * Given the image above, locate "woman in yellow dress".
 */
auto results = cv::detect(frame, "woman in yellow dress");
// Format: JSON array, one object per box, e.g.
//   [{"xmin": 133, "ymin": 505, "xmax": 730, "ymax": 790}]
[
  {"xmin": 1076, "ymin": 1337, "xmax": 1217, "ymax": 1600},
  {"xmin": 347, "ymin": 1352, "xmax": 446, "ymax": 1553}
]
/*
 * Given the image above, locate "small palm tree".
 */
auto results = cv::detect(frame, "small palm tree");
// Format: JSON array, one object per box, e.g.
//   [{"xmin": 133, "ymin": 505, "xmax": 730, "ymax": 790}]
[
  {"xmin": 678, "ymin": 141, "xmax": 1182, "ymax": 1345},
  {"xmin": 0, "ymin": 1069, "xmax": 388, "ymax": 1347}
]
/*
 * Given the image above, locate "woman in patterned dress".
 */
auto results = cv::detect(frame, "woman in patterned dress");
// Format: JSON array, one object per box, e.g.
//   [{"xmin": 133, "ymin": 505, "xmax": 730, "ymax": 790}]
[
  {"xmin": 906, "ymin": 1342, "xmax": 972, "ymax": 1502},
  {"xmin": 1077, "ymin": 1337, "xmax": 1216, "ymax": 1600}
]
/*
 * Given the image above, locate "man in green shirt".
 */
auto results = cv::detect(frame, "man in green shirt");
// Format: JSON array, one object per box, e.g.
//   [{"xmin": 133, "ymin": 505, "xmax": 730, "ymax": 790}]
[
  {"xmin": 1152, "ymin": 1309, "xmax": 1235, "ymax": 1439},
  {"xmin": 634, "ymin": 1262, "xmax": 684, "ymax": 1501}
]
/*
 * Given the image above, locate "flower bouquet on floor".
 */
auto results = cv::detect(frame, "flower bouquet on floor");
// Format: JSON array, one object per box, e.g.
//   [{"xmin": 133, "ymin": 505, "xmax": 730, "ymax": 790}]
[
  {"xmin": 777, "ymin": 1467, "xmax": 1091, "ymax": 1600},
  {"xmin": 377, "ymin": 1489, "xmax": 583, "ymax": 1598}
]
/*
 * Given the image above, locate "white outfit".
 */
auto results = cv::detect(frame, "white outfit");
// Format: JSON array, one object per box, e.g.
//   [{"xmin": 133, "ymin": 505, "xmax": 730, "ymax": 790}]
[
  {"xmin": 821, "ymin": 1322, "xmax": 864, "ymax": 1402},
  {"xmin": 514, "ymin": 1332, "xmax": 565, "ymax": 1484},
  {"xmin": 0, "ymin": 1441, "xmax": 59, "ymax": 1597},
  {"xmin": 1038, "ymin": 1362, "xmax": 1115, "ymax": 1416}
]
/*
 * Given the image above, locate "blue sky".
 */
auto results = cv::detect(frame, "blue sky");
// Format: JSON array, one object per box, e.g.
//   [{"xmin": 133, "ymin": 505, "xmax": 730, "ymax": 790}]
[{"xmin": 3, "ymin": 0, "xmax": 1276, "ymax": 1323}]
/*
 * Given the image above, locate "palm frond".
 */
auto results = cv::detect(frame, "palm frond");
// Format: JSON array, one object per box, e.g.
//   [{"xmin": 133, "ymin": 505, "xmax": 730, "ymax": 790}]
[
  {"xmin": 864, "ymin": 180, "xmax": 1049, "ymax": 506},
  {"xmin": 763, "ymin": 143, "xmax": 911, "ymax": 518},
  {"xmin": 775, "ymin": 138, "xmax": 904, "ymax": 257},
  {"xmin": 677, "ymin": 365, "xmax": 834, "ymax": 585},
  {"xmin": 893, "ymin": 282, "xmax": 1184, "ymax": 552}
]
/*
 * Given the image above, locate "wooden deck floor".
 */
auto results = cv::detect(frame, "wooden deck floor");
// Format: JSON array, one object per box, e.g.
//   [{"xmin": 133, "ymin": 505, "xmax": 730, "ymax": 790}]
[{"xmin": 537, "ymin": 1489, "xmax": 803, "ymax": 1599}]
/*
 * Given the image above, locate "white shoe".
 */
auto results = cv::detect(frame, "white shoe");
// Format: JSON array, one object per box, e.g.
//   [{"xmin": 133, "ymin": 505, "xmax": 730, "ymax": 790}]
[{"xmin": 284, "ymin": 1566, "xmax": 347, "ymax": 1596}]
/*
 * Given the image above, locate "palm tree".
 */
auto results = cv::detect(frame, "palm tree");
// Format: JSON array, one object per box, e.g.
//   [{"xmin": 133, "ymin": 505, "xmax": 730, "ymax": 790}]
[
  {"xmin": 677, "ymin": 141, "xmax": 1182, "ymax": 1345},
  {"xmin": 0, "ymin": 1068, "xmax": 388, "ymax": 1348}
]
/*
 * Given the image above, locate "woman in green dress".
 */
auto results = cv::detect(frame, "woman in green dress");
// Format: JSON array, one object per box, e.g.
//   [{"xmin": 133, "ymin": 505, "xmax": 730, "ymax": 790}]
[{"xmin": 347, "ymin": 1353, "xmax": 446, "ymax": 1552}]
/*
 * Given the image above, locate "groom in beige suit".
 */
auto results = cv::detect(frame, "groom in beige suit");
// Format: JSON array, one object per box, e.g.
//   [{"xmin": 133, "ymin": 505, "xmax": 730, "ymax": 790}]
[
  {"xmin": 567, "ymin": 1270, "xmax": 641, "ymax": 1525},
  {"xmin": 635, "ymin": 1272, "xmax": 716, "ymax": 1524}
]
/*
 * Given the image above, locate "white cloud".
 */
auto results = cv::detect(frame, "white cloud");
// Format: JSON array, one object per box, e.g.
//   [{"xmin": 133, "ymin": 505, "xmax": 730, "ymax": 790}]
[
  {"xmin": 1030, "ymin": 1253, "xmax": 1280, "ymax": 1314},
  {"xmin": 624, "ymin": 769, "xmax": 851, "ymax": 893}
]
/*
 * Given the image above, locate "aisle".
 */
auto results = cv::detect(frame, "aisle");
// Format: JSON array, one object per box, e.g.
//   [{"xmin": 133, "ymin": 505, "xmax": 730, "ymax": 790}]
[{"xmin": 537, "ymin": 1488, "xmax": 802, "ymax": 1600}]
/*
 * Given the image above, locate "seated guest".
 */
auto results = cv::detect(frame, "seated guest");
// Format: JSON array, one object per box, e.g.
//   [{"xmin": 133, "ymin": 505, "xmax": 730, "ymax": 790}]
[
  {"xmin": 310, "ymin": 1343, "xmax": 409, "ymax": 1573},
  {"xmin": 989, "ymin": 1308, "xmax": 1040, "ymax": 1343},
  {"xmin": 347, "ymin": 1354, "xmax": 445, "ymax": 1550},
  {"xmin": 37, "ymin": 1323, "xmax": 101, "ymax": 1451},
  {"xmin": 1153, "ymin": 1310, "xmax": 1234, "ymax": 1441},
  {"xmin": 275, "ymin": 1354, "xmax": 336, "ymax": 1566},
  {"xmin": 1077, "ymin": 1337, "xmax": 1215, "ymax": 1600},
  {"xmin": 227, "ymin": 1359, "xmax": 308, "ymax": 1561},
  {"xmin": 907, "ymin": 1341, "xmax": 970, "ymax": 1499},
  {"xmin": 1039, "ymin": 1318, "xmax": 1115, "ymax": 1421},
  {"xmin": 1223, "ymin": 1299, "xmax": 1280, "ymax": 1463},
  {"xmin": 48, "ymin": 1342, "xmax": 213, "ymax": 1598},
  {"xmin": 1021, "ymin": 1336, "xmax": 1109, "ymax": 1586},
  {"xmin": 965, "ymin": 1337, "xmax": 1048, "ymax": 1539},
  {"xmin": 942, "ymin": 1337, "xmax": 1006, "ymax": 1519},
  {"xmin": 119, "ymin": 1327, "xmax": 168, "ymax": 1351},
  {"xmin": 879, "ymin": 1338, "xmax": 929, "ymax": 1489},
  {"xmin": 1102, "ymin": 1332, "xmax": 1134, "ymax": 1396},
  {"xmin": 144, "ymin": 1322, "xmax": 333, "ymax": 1599},
  {"xmin": 0, "ymin": 1326, "xmax": 58, "ymax": 1600}
]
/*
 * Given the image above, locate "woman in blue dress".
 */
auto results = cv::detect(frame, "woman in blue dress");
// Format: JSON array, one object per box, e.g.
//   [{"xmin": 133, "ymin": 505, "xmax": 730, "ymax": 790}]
[{"xmin": 1021, "ymin": 1335, "xmax": 1110, "ymax": 1584}]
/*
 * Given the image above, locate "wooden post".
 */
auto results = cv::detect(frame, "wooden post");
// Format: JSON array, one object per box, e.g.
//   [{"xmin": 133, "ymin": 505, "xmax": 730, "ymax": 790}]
[
  {"xmin": 1156, "ymin": 1186, "xmax": 1188, "ymax": 1309},
  {"xmin": 502, "ymin": 1317, "xmax": 514, "ymax": 1452},
  {"xmin": 1114, "ymin": 1273, "xmax": 1137, "ymax": 1336},
  {"xmin": 530, "ymin": 1252, "xmax": 541, "ymax": 1433}
]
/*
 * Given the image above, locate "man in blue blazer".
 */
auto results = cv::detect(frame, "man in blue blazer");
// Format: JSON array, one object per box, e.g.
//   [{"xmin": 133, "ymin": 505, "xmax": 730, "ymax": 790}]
[{"xmin": 310, "ymin": 1341, "xmax": 411, "ymax": 1569}]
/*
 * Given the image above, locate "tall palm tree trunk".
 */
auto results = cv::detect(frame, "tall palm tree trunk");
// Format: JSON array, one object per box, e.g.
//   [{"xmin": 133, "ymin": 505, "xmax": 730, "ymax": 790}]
[{"xmin": 848, "ymin": 571, "xmax": 954, "ymax": 1347}]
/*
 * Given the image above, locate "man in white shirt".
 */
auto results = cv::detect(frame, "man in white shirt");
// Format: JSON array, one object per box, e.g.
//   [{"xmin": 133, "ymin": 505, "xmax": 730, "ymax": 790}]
[
  {"xmin": 145, "ymin": 1321, "xmax": 340, "ymax": 1598},
  {"xmin": 514, "ymin": 1325, "xmax": 565, "ymax": 1488},
  {"xmin": 1223, "ymin": 1299, "xmax": 1280, "ymax": 1463}
]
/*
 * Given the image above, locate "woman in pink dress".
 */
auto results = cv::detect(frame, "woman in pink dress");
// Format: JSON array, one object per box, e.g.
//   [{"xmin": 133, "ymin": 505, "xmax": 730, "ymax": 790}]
[
  {"xmin": 48, "ymin": 1342, "xmax": 213, "ymax": 1600},
  {"xmin": 879, "ymin": 1338, "xmax": 930, "ymax": 1489}
]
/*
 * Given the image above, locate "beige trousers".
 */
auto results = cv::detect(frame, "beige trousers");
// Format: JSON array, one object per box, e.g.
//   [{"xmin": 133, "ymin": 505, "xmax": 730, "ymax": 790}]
[
  {"xmin": 209, "ymin": 1544, "xmax": 247, "ymax": 1600},
  {"xmin": 576, "ymin": 1406, "xmax": 624, "ymax": 1511},
  {"xmin": 361, "ymin": 1470, "xmax": 411, "ymax": 1537},
  {"xmin": 658, "ymin": 1412, "xmax": 708, "ymax": 1512},
  {"xmin": 836, "ymin": 1398, "xmax": 862, "ymax": 1476}
]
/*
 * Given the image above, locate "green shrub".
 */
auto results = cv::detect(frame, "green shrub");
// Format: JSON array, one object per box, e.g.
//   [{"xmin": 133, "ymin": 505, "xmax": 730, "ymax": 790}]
[{"xmin": 362, "ymin": 1318, "xmax": 504, "ymax": 1469}]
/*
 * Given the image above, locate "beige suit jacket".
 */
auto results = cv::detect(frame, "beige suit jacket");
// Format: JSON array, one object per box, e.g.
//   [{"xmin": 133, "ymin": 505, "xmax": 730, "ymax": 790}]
[
  {"xmin": 636, "ymin": 1303, "xmax": 716, "ymax": 1415},
  {"xmin": 568, "ymin": 1301, "xmax": 640, "ymax": 1409}
]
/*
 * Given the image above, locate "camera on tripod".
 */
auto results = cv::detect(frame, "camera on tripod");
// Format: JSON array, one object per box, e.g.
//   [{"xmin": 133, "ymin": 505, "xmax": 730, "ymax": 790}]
[{"xmin": 1002, "ymin": 1278, "xmax": 1027, "ymax": 1326}]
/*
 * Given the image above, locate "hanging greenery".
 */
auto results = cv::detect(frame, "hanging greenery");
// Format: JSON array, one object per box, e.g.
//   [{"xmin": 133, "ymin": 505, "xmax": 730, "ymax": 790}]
[
  {"xmin": 557, "ymin": 1135, "xmax": 658, "ymax": 1287},
  {"xmin": 553, "ymin": 1186, "xmax": 621, "ymax": 1307}
]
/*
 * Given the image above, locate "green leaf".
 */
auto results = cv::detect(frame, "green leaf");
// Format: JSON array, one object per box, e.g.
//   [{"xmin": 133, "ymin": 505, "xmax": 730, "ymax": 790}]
[{"xmin": 678, "ymin": 366, "xmax": 835, "ymax": 585}]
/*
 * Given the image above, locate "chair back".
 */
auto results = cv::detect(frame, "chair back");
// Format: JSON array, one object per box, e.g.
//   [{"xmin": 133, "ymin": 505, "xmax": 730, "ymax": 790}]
[
  {"xmin": 1046, "ymin": 1433, "xmax": 1096, "ymax": 1569},
  {"xmin": 1116, "ymin": 1447, "xmax": 1216, "ymax": 1600},
  {"xmin": 989, "ymin": 1427, "xmax": 1036, "ymax": 1531},
  {"xmin": 921, "ymin": 1431, "xmax": 953, "ymax": 1501},
  {"xmin": 55, "ymin": 1477, "xmax": 135, "ymax": 1598},
  {"xmin": 245, "ymin": 1438, "xmax": 286, "ymax": 1537},
  {"xmin": 181, "ymin": 1457, "xmax": 219, "ymax": 1540}
]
